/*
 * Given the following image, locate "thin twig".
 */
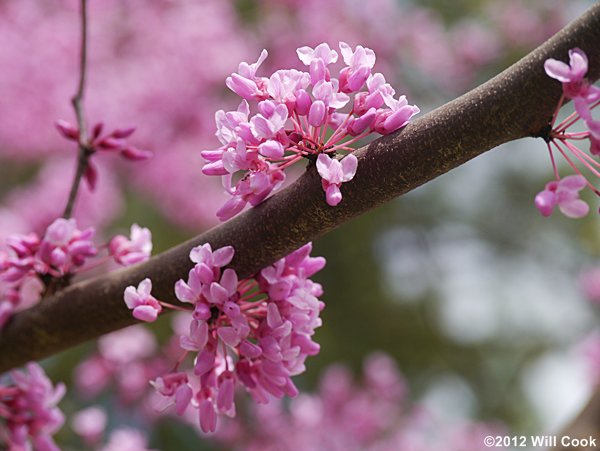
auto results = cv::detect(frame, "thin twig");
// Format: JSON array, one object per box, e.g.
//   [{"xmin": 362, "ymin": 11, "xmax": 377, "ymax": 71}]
[{"xmin": 63, "ymin": 0, "xmax": 91, "ymax": 219}]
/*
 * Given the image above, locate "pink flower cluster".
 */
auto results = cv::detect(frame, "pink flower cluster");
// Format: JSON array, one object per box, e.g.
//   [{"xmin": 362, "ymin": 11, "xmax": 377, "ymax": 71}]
[
  {"xmin": 56, "ymin": 121, "xmax": 152, "ymax": 191},
  {"xmin": 0, "ymin": 218, "xmax": 96, "ymax": 328},
  {"xmin": 214, "ymin": 353, "xmax": 502, "ymax": 451},
  {"xmin": 125, "ymin": 242, "xmax": 325, "ymax": 433},
  {"xmin": 202, "ymin": 42, "xmax": 419, "ymax": 220},
  {"xmin": 72, "ymin": 409, "xmax": 156, "ymax": 451},
  {"xmin": 0, "ymin": 363, "xmax": 65, "ymax": 451},
  {"xmin": 74, "ymin": 326, "xmax": 166, "ymax": 403},
  {"xmin": 0, "ymin": 219, "xmax": 152, "ymax": 329},
  {"xmin": 535, "ymin": 48, "xmax": 600, "ymax": 218}
]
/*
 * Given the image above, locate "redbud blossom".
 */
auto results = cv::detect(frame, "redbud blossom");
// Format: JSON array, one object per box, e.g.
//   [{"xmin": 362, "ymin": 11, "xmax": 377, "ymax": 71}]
[
  {"xmin": 544, "ymin": 48, "xmax": 600, "ymax": 99},
  {"xmin": 39, "ymin": 218, "xmax": 97, "ymax": 273},
  {"xmin": 203, "ymin": 42, "xmax": 419, "ymax": 220},
  {"xmin": 534, "ymin": 175, "xmax": 589, "ymax": 218},
  {"xmin": 71, "ymin": 406, "xmax": 107, "ymax": 445},
  {"xmin": 124, "ymin": 278, "xmax": 162, "ymax": 322},
  {"xmin": 316, "ymin": 154, "xmax": 358, "ymax": 206},
  {"xmin": 0, "ymin": 218, "xmax": 99, "ymax": 328},
  {"xmin": 74, "ymin": 326, "xmax": 159, "ymax": 402},
  {"xmin": 135, "ymin": 242, "xmax": 325, "ymax": 434},
  {"xmin": 0, "ymin": 363, "xmax": 65, "ymax": 451},
  {"xmin": 536, "ymin": 49, "xmax": 600, "ymax": 218},
  {"xmin": 109, "ymin": 224, "xmax": 153, "ymax": 266}
]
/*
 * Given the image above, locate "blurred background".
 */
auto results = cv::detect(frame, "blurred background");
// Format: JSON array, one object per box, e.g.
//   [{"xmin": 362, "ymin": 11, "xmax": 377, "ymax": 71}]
[{"xmin": 0, "ymin": 0, "xmax": 598, "ymax": 449}]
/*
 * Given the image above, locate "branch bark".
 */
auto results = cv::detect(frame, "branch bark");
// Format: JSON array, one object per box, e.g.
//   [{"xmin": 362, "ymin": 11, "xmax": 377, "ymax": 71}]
[
  {"xmin": 549, "ymin": 389, "xmax": 600, "ymax": 451},
  {"xmin": 63, "ymin": 0, "xmax": 91, "ymax": 219},
  {"xmin": 1, "ymin": 4, "xmax": 600, "ymax": 373}
]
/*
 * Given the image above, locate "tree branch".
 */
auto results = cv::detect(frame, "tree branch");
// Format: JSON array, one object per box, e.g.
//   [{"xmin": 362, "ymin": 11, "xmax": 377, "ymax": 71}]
[
  {"xmin": 549, "ymin": 388, "xmax": 600, "ymax": 451},
  {"xmin": 63, "ymin": 0, "xmax": 92, "ymax": 219},
  {"xmin": 0, "ymin": 3, "xmax": 599, "ymax": 373}
]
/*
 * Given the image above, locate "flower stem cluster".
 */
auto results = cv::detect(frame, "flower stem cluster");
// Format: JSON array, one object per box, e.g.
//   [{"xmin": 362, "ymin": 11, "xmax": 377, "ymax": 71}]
[
  {"xmin": 0, "ymin": 363, "xmax": 65, "ymax": 451},
  {"xmin": 124, "ymin": 243, "xmax": 326, "ymax": 433},
  {"xmin": 202, "ymin": 42, "xmax": 419, "ymax": 220},
  {"xmin": 536, "ymin": 48, "xmax": 600, "ymax": 218},
  {"xmin": 0, "ymin": 221, "xmax": 152, "ymax": 329},
  {"xmin": 56, "ymin": 120, "xmax": 152, "ymax": 191}
]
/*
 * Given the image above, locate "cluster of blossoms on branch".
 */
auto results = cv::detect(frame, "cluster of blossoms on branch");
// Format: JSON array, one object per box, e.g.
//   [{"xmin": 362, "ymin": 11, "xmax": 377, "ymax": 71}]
[
  {"xmin": 0, "ymin": 220, "xmax": 152, "ymax": 329},
  {"xmin": 213, "ymin": 353, "xmax": 501, "ymax": 451},
  {"xmin": 74, "ymin": 325, "xmax": 166, "ymax": 404},
  {"xmin": 201, "ymin": 42, "xmax": 419, "ymax": 221},
  {"xmin": 535, "ymin": 48, "xmax": 600, "ymax": 218},
  {"xmin": 56, "ymin": 121, "xmax": 152, "ymax": 191},
  {"xmin": 124, "ymin": 242, "xmax": 325, "ymax": 433},
  {"xmin": 69, "ymin": 342, "xmax": 501, "ymax": 451},
  {"xmin": 0, "ymin": 363, "xmax": 65, "ymax": 451}
]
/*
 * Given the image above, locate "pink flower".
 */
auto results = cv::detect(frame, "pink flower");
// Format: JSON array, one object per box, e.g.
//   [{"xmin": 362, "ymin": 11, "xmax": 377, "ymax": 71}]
[
  {"xmin": 0, "ymin": 363, "xmax": 65, "ymax": 451},
  {"xmin": 338, "ymin": 42, "xmax": 376, "ymax": 93},
  {"xmin": 250, "ymin": 101, "xmax": 289, "ymax": 140},
  {"xmin": 214, "ymin": 100, "xmax": 252, "ymax": 146},
  {"xmin": 538, "ymin": 49, "xmax": 600, "ymax": 218},
  {"xmin": 38, "ymin": 218, "xmax": 97, "ymax": 274},
  {"xmin": 226, "ymin": 49, "xmax": 269, "ymax": 100},
  {"xmin": 217, "ymin": 170, "xmax": 285, "ymax": 221},
  {"xmin": 109, "ymin": 224, "xmax": 153, "ymax": 266},
  {"xmin": 100, "ymin": 428, "xmax": 155, "ymax": 451},
  {"xmin": 152, "ymin": 372, "xmax": 193, "ymax": 416},
  {"xmin": 124, "ymin": 278, "xmax": 162, "ymax": 322},
  {"xmin": 353, "ymin": 73, "xmax": 395, "ymax": 115},
  {"xmin": 267, "ymin": 69, "xmax": 311, "ymax": 109},
  {"xmin": 71, "ymin": 406, "xmax": 107, "ymax": 445},
  {"xmin": 544, "ymin": 48, "xmax": 593, "ymax": 98},
  {"xmin": 297, "ymin": 43, "xmax": 339, "ymax": 84},
  {"xmin": 155, "ymin": 243, "xmax": 325, "ymax": 433},
  {"xmin": 581, "ymin": 268, "xmax": 600, "ymax": 304},
  {"xmin": 373, "ymin": 93, "xmax": 421, "ymax": 134},
  {"xmin": 573, "ymin": 100, "xmax": 600, "ymax": 155},
  {"xmin": 316, "ymin": 154, "xmax": 358, "ymax": 206},
  {"xmin": 535, "ymin": 175, "xmax": 589, "ymax": 218},
  {"xmin": 203, "ymin": 42, "xmax": 418, "ymax": 221}
]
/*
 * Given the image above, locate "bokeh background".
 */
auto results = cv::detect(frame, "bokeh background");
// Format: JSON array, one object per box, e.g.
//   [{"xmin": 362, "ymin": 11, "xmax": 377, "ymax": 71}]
[{"xmin": 1, "ymin": 0, "xmax": 598, "ymax": 449}]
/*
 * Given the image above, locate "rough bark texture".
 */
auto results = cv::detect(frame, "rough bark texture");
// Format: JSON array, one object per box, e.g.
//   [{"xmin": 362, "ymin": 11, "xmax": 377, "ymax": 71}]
[{"xmin": 0, "ymin": 3, "xmax": 599, "ymax": 373}]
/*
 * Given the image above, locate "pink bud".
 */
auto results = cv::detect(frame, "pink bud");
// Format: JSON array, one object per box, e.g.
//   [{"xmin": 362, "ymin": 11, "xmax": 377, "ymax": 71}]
[
  {"xmin": 111, "ymin": 127, "xmax": 136, "ymax": 139},
  {"xmin": 84, "ymin": 161, "xmax": 98, "ymax": 191},
  {"xmin": 174, "ymin": 384, "xmax": 193, "ymax": 416},
  {"xmin": 199, "ymin": 399, "xmax": 217, "ymax": 433},
  {"xmin": 194, "ymin": 350, "xmax": 215, "ymax": 376},
  {"xmin": 133, "ymin": 305, "xmax": 159, "ymax": 322},
  {"xmin": 202, "ymin": 160, "xmax": 228, "ymax": 176},
  {"xmin": 348, "ymin": 108, "xmax": 377, "ymax": 135},
  {"xmin": 258, "ymin": 140, "xmax": 284, "ymax": 159},
  {"xmin": 55, "ymin": 120, "xmax": 79, "ymax": 140},
  {"xmin": 92, "ymin": 122, "xmax": 104, "ymax": 139},
  {"xmin": 308, "ymin": 100, "xmax": 327, "ymax": 127},
  {"xmin": 120, "ymin": 147, "xmax": 153, "ymax": 161},
  {"xmin": 217, "ymin": 375, "xmax": 235, "ymax": 412},
  {"xmin": 295, "ymin": 89, "xmax": 312, "ymax": 116},
  {"xmin": 98, "ymin": 137, "xmax": 125, "ymax": 150}
]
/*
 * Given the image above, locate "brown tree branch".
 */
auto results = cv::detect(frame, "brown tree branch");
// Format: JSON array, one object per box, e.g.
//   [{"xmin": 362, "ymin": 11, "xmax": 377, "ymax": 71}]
[
  {"xmin": 63, "ymin": 0, "xmax": 92, "ymax": 219},
  {"xmin": 0, "ymin": 4, "xmax": 599, "ymax": 373},
  {"xmin": 549, "ymin": 389, "xmax": 600, "ymax": 451}
]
